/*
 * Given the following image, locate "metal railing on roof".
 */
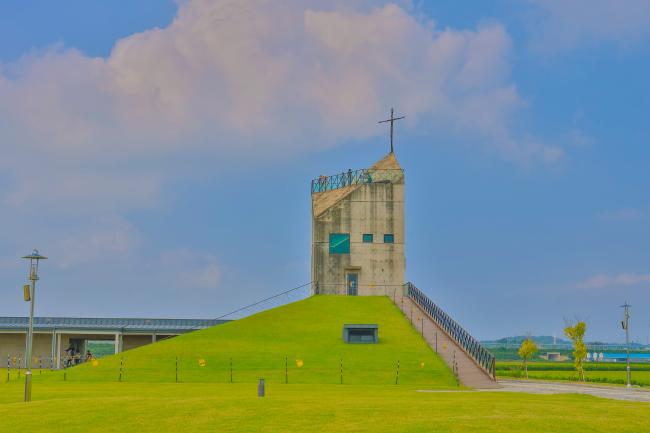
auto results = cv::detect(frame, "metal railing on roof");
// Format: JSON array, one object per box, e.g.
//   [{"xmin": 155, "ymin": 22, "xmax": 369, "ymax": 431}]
[
  {"xmin": 311, "ymin": 168, "xmax": 402, "ymax": 194},
  {"xmin": 405, "ymin": 282, "xmax": 496, "ymax": 379}
]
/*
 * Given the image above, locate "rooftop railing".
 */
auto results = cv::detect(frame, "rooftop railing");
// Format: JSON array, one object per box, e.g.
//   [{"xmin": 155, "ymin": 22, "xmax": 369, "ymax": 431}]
[
  {"xmin": 405, "ymin": 282, "xmax": 496, "ymax": 379},
  {"xmin": 311, "ymin": 168, "xmax": 402, "ymax": 194}
]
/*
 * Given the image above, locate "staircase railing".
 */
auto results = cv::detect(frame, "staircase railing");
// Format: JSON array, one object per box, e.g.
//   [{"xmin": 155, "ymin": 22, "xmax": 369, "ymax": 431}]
[{"xmin": 405, "ymin": 282, "xmax": 496, "ymax": 379}]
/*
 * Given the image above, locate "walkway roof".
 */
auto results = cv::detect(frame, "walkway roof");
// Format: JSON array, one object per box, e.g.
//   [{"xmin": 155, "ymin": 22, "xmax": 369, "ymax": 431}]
[{"xmin": 0, "ymin": 317, "xmax": 227, "ymax": 334}]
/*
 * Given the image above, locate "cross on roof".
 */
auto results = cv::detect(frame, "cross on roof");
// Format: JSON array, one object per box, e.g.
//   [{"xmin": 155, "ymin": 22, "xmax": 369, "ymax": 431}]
[{"xmin": 378, "ymin": 108, "xmax": 405, "ymax": 154}]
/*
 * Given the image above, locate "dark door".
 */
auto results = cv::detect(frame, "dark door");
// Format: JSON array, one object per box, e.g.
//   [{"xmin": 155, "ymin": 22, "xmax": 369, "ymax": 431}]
[{"xmin": 346, "ymin": 273, "xmax": 358, "ymax": 296}]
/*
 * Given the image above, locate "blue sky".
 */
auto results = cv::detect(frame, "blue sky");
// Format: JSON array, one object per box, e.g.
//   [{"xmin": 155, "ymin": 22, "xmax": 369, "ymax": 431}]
[{"xmin": 0, "ymin": 0, "xmax": 648, "ymax": 342}]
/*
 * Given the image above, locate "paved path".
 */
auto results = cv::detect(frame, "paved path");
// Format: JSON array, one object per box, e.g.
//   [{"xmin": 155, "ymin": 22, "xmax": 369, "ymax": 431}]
[
  {"xmin": 492, "ymin": 379, "xmax": 650, "ymax": 402},
  {"xmin": 419, "ymin": 379, "xmax": 650, "ymax": 402},
  {"xmin": 395, "ymin": 296, "xmax": 498, "ymax": 388}
]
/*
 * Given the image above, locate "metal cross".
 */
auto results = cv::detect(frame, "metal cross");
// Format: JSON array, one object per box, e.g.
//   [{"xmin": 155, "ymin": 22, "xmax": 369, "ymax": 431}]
[{"xmin": 378, "ymin": 108, "xmax": 405, "ymax": 153}]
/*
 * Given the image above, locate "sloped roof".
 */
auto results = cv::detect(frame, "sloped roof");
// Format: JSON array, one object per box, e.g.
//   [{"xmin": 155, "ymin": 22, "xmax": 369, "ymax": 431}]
[
  {"xmin": 312, "ymin": 184, "xmax": 357, "ymax": 217},
  {"xmin": 370, "ymin": 152, "xmax": 401, "ymax": 170}
]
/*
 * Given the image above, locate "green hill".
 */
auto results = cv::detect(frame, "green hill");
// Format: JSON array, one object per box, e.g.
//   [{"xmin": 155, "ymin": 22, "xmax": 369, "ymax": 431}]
[{"xmin": 55, "ymin": 296, "xmax": 457, "ymax": 387}]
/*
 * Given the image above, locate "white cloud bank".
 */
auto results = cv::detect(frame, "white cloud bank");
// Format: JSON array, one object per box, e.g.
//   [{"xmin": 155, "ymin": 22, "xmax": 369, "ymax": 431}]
[
  {"xmin": 57, "ymin": 216, "xmax": 139, "ymax": 268},
  {"xmin": 0, "ymin": 0, "xmax": 560, "ymax": 213},
  {"xmin": 575, "ymin": 273, "xmax": 650, "ymax": 290},
  {"xmin": 597, "ymin": 208, "xmax": 644, "ymax": 222},
  {"xmin": 530, "ymin": 0, "xmax": 650, "ymax": 51},
  {"xmin": 160, "ymin": 249, "xmax": 221, "ymax": 290}
]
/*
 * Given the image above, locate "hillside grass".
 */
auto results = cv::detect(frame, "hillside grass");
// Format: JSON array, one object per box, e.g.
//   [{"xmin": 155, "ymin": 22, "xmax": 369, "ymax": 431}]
[
  {"xmin": 16, "ymin": 296, "xmax": 457, "ymax": 387},
  {"xmin": 1, "ymin": 381, "xmax": 649, "ymax": 432}
]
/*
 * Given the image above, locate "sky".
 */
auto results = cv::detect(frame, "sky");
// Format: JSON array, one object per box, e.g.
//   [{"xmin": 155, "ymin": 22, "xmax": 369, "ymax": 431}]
[{"xmin": 0, "ymin": 0, "xmax": 649, "ymax": 342}]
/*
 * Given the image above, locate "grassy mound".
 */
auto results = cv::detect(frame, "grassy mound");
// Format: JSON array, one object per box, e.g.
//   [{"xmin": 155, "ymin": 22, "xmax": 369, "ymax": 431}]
[{"xmin": 48, "ymin": 296, "xmax": 457, "ymax": 387}]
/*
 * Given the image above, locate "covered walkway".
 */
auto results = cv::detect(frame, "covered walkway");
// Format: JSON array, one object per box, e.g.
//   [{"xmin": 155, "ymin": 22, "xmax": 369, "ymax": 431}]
[{"xmin": 0, "ymin": 317, "xmax": 227, "ymax": 368}]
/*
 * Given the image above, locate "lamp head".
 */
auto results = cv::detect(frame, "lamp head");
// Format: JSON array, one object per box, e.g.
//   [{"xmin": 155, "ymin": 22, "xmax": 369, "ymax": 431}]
[{"xmin": 22, "ymin": 249, "xmax": 47, "ymax": 261}]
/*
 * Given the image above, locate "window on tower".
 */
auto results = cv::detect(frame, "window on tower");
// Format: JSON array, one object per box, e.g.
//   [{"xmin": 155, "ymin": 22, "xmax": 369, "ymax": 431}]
[
  {"xmin": 362, "ymin": 234, "xmax": 373, "ymax": 243},
  {"xmin": 329, "ymin": 233, "xmax": 350, "ymax": 254},
  {"xmin": 383, "ymin": 234, "xmax": 394, "ymax": 244}
]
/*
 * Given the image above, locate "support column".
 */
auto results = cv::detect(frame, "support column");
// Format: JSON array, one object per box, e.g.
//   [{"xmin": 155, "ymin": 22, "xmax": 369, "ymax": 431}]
[
  {"xmin": 55, "ymin": 333, "xmax": 62, "ymax": 369},
  {"xmin": 114, "ymin": 333, "xmax": 123, "ymax": 354},
  {"xmin": 50, "ymin": 330, "xmax": 56, "ymax": 369},
  {"xmin": 152, "ymin": 332, "xmax": 157, "ymax": 343}
]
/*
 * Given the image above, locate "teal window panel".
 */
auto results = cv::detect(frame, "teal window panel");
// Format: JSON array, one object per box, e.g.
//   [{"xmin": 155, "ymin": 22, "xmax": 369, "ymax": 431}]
[
  {"xmin": 329, "ymin": 233, "xmax": 350, "ymax": 254},
  {"xmin": 362, "ymin": 234, "xmax": 373, "ymax": 243},
  {"xmin": 383, "ymin": 234, "xmax": 394, "ymax": 243}
]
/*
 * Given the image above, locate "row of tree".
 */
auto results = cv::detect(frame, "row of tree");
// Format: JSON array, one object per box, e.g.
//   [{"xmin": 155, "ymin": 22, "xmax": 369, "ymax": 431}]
[{"xmin": 518, "ymin": 321, "xmax": 587, "ymax": 380}]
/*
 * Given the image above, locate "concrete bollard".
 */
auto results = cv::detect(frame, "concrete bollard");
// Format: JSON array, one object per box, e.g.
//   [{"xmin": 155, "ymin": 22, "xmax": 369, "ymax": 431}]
[{"xmin": 258, "ymin": 378, "xmax": 265, "ymax": 397}]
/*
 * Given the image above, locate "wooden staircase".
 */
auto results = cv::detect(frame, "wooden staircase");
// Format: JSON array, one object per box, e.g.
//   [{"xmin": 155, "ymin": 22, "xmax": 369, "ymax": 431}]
[{"xmin": 395, "ymin": 283, "xmax": 498, "ymax": 389}]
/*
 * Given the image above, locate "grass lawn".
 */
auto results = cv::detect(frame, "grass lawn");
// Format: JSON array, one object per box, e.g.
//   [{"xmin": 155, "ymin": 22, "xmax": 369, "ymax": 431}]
[
  {"xmin": 2, "ymin": 297, "xmax": 649, "ymax": 432},
  {"xmin": 1, "ymin": 381, "xmax": 649, "ymax": 432}
]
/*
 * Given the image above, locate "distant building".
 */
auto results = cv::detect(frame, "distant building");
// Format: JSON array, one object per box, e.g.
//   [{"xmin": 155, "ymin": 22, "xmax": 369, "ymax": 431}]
[
  {"xmin": 311, "ymin": 153, "xmax": 405, "ymax": 296},
  {"xmin": 601, "ymin": 352, "xmax": 650, "ymax": 363},
  {"xmin": 540, "ymin": 352, "xmax": 568, "ymax": 362}
]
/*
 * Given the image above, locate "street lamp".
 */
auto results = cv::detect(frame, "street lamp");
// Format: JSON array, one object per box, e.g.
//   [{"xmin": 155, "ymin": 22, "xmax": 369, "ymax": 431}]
[
  {"xmin": 22, "ymin": 249, "xmax": 47, "ymax": 402},
  {"xmin": 621, "ymin": 302, "xmax": 631, "ymax": 389}
]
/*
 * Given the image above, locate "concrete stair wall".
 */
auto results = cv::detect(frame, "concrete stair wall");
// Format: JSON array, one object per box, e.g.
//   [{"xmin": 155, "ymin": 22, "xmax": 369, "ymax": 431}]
[{"xmin": 395, "ymin": 295, "xmax": 499, "ymax": 389}]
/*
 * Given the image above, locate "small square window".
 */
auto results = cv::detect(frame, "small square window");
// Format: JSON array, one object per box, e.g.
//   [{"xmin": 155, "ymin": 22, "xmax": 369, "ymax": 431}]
[
  {"xmin": 362, "ymin": 234, "xmax": 373, "ymax": 243},
  {"xmin": 383, "ymin": 234, "xmax": 394, "ymax": 243},
  {"xmin": 329, "ymin": 233, "xmax": 350, "ymax": 254}
]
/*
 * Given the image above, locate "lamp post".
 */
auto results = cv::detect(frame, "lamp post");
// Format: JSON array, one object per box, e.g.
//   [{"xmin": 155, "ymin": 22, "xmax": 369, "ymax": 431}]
[
  {"xmin": 621, "ymin": 302, "xmax": 631, "ymax": 389},
  {"xmin": 22, "ymin": 249, "xmax": 47, "ymax": 402}
]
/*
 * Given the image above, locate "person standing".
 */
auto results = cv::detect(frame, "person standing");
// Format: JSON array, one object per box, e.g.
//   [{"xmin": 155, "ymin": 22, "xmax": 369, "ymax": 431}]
[{"xmin": 65, "ymin": 344, "xmax": 75, "ymax": 368}]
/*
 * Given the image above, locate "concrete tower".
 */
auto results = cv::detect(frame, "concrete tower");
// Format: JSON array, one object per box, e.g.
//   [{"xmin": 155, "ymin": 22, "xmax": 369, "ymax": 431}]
[{"xmin": 311, "ymin": 153, "xmax": 405, "ymax": 295}]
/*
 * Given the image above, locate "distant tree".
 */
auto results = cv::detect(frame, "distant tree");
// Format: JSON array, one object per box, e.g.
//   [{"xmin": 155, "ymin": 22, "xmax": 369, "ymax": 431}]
[
  {"xmin": 518, "ymin": 337, "xmax": 538, "ymax": 379},
  {"xmin": 564, "ymin": 321, "xmax": 587, "ymax": 381}
]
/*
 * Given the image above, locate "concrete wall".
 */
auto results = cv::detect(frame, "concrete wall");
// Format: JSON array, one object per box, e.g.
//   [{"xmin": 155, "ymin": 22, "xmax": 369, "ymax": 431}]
[
  {"xmin": 123, "ymin": 334, "xmax": 154, "ymax": 351},
  {"xmin": 0, "ymin": 332, "xmax": 55, "ymax": 366},
  {"xmin": 312, "ymin": 177, "xmax": 405, "ymax": 295}
]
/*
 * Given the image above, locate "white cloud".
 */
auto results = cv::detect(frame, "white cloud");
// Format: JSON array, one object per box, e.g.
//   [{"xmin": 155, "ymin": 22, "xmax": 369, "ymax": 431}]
[
  {"xmin": 160, "ymin": 249, "xmax": 221, "ymax": 290},
  {"xmin": 4, "ymin": 171, "xmax": 162, "ymax": 214},
  {"xmin": 597, "ymin": 208, "xmax": 644, "ymax": 222},
  {"xmin": 0, "ymin": 0, "xmax": 559, "ymax": 215},
  {"xmin": 0, "ymin": 1, "xmax": 562, "ymax": 299},
  {"xmin": 575, "ymin": 273, "xmax": 650, "ymax": 290},
  {"xmin": 565, "ymin": 129, "xmax": 594, "ymax": 148},
  {"xmin": 529, "ymin": 0, "xmax": 650, "ymax": 52},
  {"xmin": 57, "ymin": 216, "xmax": 139, "ymax": 268}
]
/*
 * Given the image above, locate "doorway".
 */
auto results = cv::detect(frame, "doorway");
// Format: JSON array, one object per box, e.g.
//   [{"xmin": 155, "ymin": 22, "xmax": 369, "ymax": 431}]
[{"xmin": 346, "ymin": 272, "xmax": 358, "ymax": 296}]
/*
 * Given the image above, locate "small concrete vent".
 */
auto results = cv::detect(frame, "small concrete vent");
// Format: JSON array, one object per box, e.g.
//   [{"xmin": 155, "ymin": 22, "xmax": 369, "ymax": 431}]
[{"xmin": 342, "ymin": 324, "xmax": 378, "ymax": 344}]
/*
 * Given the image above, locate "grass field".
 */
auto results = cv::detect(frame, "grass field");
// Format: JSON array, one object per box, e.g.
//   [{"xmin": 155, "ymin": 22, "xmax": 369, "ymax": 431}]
[
  {"xmin": 3, "ymin": 297, "xmax": 649, "ymax": 432},
  {"xmin": 1, "ymin": 381, "xmax": 649, "ymax": 432},
  {"xmin": 497, "ymin": 361, "xmax": 650, "ymax": 386}
]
